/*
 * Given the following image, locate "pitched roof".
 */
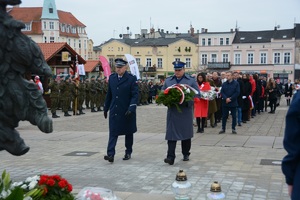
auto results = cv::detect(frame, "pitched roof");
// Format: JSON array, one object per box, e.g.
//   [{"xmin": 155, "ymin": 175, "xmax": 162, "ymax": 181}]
[
  {"xmin": 233, "ymin": 28, "xmax": 295, "ymax": 43},
  {"xmin": 102, "ymin": 37, "xmax": 198, "ymax": 47},
  {"xmin": 85, "ymin": 60, "xmax": 101, "ymax": 73},
  {"xmin": 7, "ymin": 7, "xmax": 85, "ymax": 36},
  {"xmin": 37, "ymin": 42, "xmax": 86, "ymax": 64}
]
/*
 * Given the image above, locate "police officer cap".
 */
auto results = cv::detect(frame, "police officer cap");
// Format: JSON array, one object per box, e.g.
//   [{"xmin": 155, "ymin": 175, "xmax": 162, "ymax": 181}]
[
  {"xmin": 115, "ymin": 58, "xmax": 128, "ymax": 67},
  {"xmin": 172, "ymin": 61, "xmax": 186, "ymax": 69}
]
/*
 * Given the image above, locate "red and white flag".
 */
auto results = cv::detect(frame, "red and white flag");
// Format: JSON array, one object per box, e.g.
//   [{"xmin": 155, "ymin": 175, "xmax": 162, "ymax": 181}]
[{"xmin": 99, "ymin": 56, "xmax": 111, "ymax": 81}]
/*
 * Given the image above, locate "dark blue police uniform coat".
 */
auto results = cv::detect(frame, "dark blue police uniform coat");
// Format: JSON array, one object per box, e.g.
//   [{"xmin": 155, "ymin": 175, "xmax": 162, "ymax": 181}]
[
  {"xmin": 282, "ymin": 91, "xmax": 300, "ymax": 199},
  {"xmin": 162, "ymin": 74, "xmax": 200, "ymax": 141},
  {"xmin": 104, "ymin": 71, "xmax": 138, "ymax": 136}
]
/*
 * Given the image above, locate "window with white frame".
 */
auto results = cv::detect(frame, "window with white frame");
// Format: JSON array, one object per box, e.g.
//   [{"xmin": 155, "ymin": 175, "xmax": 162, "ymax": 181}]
[
  {"xmin": 211, "ymin": 54, "xmax": 217, "ymax": 62},
  {"xmin": 61, "ymin": 24, "xmax": 65, "ymax": 32},
  {"xmin": 49, "ymin": 22, "xmax": 54, "ymax": 30},
  {"xmin": 66, "ymin": 26, "xmax": 70, "ymax": 33},
  {"xmin": 72, "ymin": 27, "xmax": 76, "ymax": 34},
  {"xmin": 222, "ymin": 54, "xmax": 229, "ymax": 62},
  {"xmin": 175, "ymin": 58, "xmax": 180, "ymax": 62},
  {"xmin": 226, "ymin": 38, "xmax": 229, "ymax": 45},
  {"xmin": 22, "ymin": 23, "xmax": 31, "ymax": 31},
  {"xmin": 146, "ymin": 58, "xmax": 152, "ymax": 67},
  {"xmin": 201, "ymin": 54, "xmax": 207, "ymax": 65},
  {"xmin": 73, "ymin": 39, "xmax": 76, "ymax": 49},
  {"xmin": 220, "ymin": 38, "xmax": 224, "ymax": 45},
  {"xmin": 136, "ymin": 58, "xmax": 141, "ymax": 67},
  {"xmin": 157, "ymin": 58, "xmax": 163, "ymax": 68},
  {"xmin": 234, "ymin": 53, "xmax": 241, "ymax": 64},
  {"xmin": 109, "ymin": 58, "xmax": 114, "ymax": 67},
  {"xmin": 50, "ymin": 37, "xmax": 55, "ymax": 43},
  {"xmin": 79, "ymin": 40, "xmax": 81, "ymax": 48},
  {"xmin": 43, "ymin": 21, "xmax": 47, "ymax": 29},
  {"xmin": 84, "ymin": 40, "xmax": 87, "ymax": 49},
  {"xmin": 208, "ymin": 38, "xmax": 211, "ymax": 46},
  {"xmin": 260, "ymin": 52, "xmax": 267, "ymax": 64},
  {"xmin": 247, "ymin": 53, "xmax": 254, "ymax": 64},
  {"xmin": 185, "ymin": 58, "xmax": 191, "ymax": 68},
  {"xmin": 284, "ymin": 52, "xmax": 290, "ymax": 64},
  {"xmin": 274, "ymin": 52, "xmax": 280, "ymax": 64},
  {"xmin": 202, "ymin": 38, "xmax": 205, "ymax": 46}
]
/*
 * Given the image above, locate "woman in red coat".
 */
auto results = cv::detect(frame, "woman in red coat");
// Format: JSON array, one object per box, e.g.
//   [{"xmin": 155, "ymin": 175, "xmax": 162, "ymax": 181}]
[{"xmin": 194, "ymin": 73, "xmax": 211, "ymax": 133}]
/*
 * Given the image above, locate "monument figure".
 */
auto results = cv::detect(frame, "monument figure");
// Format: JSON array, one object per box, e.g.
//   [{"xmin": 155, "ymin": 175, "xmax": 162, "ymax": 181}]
[{"xmin": 0, "ymin": 0, "xmax": 53, "ymax": 156}]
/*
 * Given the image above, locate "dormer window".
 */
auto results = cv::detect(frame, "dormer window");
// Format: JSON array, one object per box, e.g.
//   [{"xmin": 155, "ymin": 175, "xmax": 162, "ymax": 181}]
[
  {"xmin": 49, "ymin": 8, "xmax": 53, "ymax": 13},
  {"xmin": 283, "ymin": 35, "xmax": 287, "ymax": 38},
  {"xmin": 257, "ymin": 37, "xmax": 262, "ymax": 39},
  {"xmin": 240, "ymin": 37, "xmax": 245, "ymax": 40}
]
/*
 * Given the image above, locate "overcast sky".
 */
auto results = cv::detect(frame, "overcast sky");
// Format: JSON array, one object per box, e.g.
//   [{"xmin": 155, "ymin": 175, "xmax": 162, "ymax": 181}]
[{"xmin": 20, "ymin": 0, "xmax": 300, "ymax": 45}]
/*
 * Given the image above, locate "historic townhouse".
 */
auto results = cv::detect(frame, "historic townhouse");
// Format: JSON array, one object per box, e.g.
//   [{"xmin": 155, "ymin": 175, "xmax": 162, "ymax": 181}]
[
  {"xmin": 8, "ymin": 0, "xmax": 90, "ymax": 60},
  {"xmin": 100, "ymin": 28, "xmax": 199, "ymax": 80},
  {"xmin": 232, "ymin": 28, "xmax": 295, "ymax": 83},
  {"xmin": 295, "ymin": 24, "xmax": 300, "ymax": 78}
]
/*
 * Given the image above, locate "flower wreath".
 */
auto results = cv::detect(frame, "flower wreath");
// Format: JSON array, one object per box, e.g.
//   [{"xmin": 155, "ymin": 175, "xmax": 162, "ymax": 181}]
[{"xmin": 156, "ymin": 84, "xmax": 198, "ymax": 112}]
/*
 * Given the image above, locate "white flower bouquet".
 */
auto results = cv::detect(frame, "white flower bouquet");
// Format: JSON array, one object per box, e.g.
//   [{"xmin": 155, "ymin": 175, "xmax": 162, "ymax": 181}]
[{"xmin": 200, "ymin": 87, "xmax": 217, "ymax": 101}]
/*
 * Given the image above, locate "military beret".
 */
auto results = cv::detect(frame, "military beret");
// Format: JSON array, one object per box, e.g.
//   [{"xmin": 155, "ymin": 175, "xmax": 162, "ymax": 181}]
[{"xmin": 115, "ymin": 58, "xmax": 128, "ymax": 67}]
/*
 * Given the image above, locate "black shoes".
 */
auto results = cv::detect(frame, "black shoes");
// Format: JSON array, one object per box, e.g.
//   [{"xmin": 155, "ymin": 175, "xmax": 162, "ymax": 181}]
[
  {"xmin": 164, "ymin": 158, "xmax": 174, "ymax": 165},
  {"xmin": 104, "ymin": 155, "xmax": 114, "ymax": 163},
  {"xmin": 123, "ymin": 154, "xmax": 131, "ymax": 160},
  {"xmin": 183, "ymin": 155, "xmax": 189, "ymax": 161},
  {"xmin": 219, "ymin": 130, "xmax": 225, "ymax": 134},
  {"xmin": 232, "ymin": 130, "xmax": 237, "ymax": 134}
]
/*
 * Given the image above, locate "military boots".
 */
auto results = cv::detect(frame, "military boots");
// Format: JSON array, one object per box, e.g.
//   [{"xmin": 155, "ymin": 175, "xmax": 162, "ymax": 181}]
[{"xmin": 52, "ymin": 112, "xmax": 60, "ymax": 118}]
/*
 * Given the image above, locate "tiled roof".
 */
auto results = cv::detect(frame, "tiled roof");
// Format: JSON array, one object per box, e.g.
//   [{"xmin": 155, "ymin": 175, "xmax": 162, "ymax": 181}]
[
  {"xmin": 85, "ymin": 60, "xmax": 101, "ymax": 73},
  {"xmin": 37, "ymin": 42, "xmax": 86, "ymax": 64},
  {"xmin": 7, "ymin": 7, "xmax": 85, "ymax": 36},
  {"xmin": 233, "ymin": 28, "xmax": 295, "ymax": 43}
]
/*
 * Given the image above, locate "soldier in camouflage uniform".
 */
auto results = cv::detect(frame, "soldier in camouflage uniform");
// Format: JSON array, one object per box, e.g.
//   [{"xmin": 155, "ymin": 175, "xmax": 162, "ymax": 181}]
[
  {"xmin": 137, "ymin": 80, "xmax": 142, "ymax": 106},
  {"xmin": 78, "ymin": 79, "xmax": 86, "ymax": 115},
  {"xmin": 84, "ymin": 78, "xmax": 90, "ymax": 109},
  {"xmin": 89, "ymin": 76, "xmax": 97, "ymax": 112},
  {"xmin": 59, "ymin": 75, "xmax": 72, "ymax": 116},
  {"xmin": 141, "ymin": 80, "xmax": 149, "ymax": 105},
  {"xmin": 95, "ymin": 76, "xmax": 103, "ymax": 111},
  {"xmin": 48, "ymin": 75, "xmax": 60, "ymax": 118},
  {"xmin": 70, "ymin": 75, "xmax": 79, "ymax": 115},
  {"xmin": 99, "ymin": 78, "xmax": 107, "ymax": 111}
]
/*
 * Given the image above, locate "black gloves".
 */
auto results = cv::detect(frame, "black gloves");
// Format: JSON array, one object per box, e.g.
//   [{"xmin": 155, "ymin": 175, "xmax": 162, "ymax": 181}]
[
  {"xmin": 125, "ymin": 110, "xmax": 132, "ymax": 117},
  {"xmin": 104, "ymin": 111, "xmax": 107, "ymax": 119}
]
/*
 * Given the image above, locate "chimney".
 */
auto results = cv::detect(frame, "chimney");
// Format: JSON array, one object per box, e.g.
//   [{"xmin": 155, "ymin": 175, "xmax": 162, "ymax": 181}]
[
  {"xmin": 205, "ymin": 29, "xmax": 208, "ymax": 33},
  {"xmin": 230, "ymin": 29, "xmax": 233, "ymax": 32},
  {"xmin": 201, "ymin": 28, "xmax": 205, "ymax": 33}
]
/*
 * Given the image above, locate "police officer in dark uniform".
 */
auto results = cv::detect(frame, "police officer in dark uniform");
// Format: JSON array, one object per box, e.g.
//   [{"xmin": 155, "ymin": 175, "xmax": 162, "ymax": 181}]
[
  {"xmin": 103, "ymin": 58, "xmax": 138, "ymax": 163},
  {"xmin": 162, "ymin": 61, "xmax": 200, "ymax": 165}
]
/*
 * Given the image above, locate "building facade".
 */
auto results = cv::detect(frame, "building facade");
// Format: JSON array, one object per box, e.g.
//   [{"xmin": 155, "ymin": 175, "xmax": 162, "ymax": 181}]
[{"xmin": 8, "ymin": 0, "xmax": 90, "ymax": 61}]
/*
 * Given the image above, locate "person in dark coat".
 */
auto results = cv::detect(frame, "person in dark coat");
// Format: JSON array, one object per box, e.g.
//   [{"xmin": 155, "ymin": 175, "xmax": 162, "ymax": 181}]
[
  {"xmin": 284, "ymin": 79, "xmax": 293, "ymax": 106},
  {"xmin": 265, "ymin": 78, "xmax": 279, "ymax": 114},
  {"xmin": 219, "ymin": 71, "xmax": 240, "ymax": 134},
  {"xmin": 233, "ymin": 72, "xmax": 244, "ymax": 126},
  {"xmin": 282, "ymin": 91, "xmax": 300, "ymax": 200},
  {"xmin": 103, "ymin": 58, "xmax": 138, "ymax": 163},
  {"xmin": 162, "ymin": 61, "xmax": 200, "ymax": 165},
  {"xmin": 241, "ymin": 74, "xmax": 252, "ymax": 123}
]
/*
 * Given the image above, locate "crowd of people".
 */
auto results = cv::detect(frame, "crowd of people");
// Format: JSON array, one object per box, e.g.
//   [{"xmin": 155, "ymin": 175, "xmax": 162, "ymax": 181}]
[{"xmin": 191, "ymin": 71, "xmax": 300, "ymax": 134}]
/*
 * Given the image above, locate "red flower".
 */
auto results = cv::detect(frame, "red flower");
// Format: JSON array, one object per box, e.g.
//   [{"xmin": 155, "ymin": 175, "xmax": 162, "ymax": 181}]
[
  {"xmin": 67, "ymin": 183, "xmax": 73, "ymax": 192},
  {"xmin": 58, "ymin": 179, "xmax": 67, "ymax": 188},
  {"xmin": 39, "ymin": 175, "xmax": 48, "ymax": 185},
  {"xmin": 51, "ymin": 175, "xmax": 61, "ymax": 181},
  {"xmin": 164, "ymin": 88, "xmax": 170, "ymax": 95},
  {"xmin": 46, "ymin": 179, "xmax": 55, "ymax": 186}
]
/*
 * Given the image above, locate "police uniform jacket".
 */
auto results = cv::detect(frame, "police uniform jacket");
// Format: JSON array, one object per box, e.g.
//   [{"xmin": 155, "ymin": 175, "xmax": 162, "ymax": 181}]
[
  {"xmin": 162, "ymin": 74, "xmax": 200, "ymax": 141},
  {"xmin": 104, "ymin": 71, "xmax": 138, "ymax": 136},
  {"xmin": 282, "ymin": 91, "xmax": 300, "ymax": 199},
  {"xmin": 220, "ymin": 80, "xmax": 240, "ymax": 107}
]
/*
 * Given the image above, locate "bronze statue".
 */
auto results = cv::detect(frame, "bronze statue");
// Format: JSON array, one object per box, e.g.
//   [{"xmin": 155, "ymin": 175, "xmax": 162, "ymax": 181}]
[{"xmin": 0, "ymin": 0, "xmax": 53, "ymax": 156}]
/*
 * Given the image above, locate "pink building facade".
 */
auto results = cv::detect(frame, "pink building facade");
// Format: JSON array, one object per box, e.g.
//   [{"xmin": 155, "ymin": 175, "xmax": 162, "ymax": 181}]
[{"xmin": 199, "ymin": 27, "xmax": 296, "ymax": 84}]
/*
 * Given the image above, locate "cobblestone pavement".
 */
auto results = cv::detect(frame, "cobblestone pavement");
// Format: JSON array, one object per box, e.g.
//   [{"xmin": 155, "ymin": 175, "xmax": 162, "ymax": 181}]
[{"xmin": 0, "ymin": 98, "xmax": 291, "ymax": 200}]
